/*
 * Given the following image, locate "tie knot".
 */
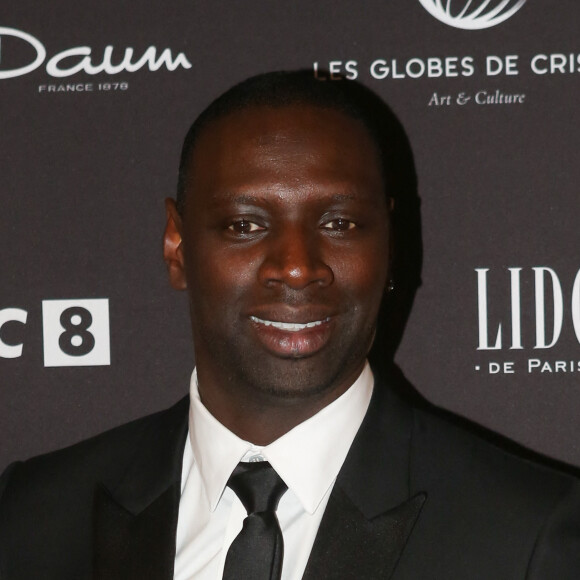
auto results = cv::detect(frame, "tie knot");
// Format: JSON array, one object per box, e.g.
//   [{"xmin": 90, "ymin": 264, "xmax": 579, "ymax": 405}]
[{"xmin": 227, "ymin": 461, "xmax": 288, "ymax": 514}]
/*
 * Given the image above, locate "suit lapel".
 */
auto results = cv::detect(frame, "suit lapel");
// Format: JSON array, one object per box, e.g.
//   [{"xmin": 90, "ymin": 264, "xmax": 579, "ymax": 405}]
[
  {"xmin": 303, "ymin": 487, "xmax": 425, "ymax": 579},
  {"xmin": 93, "ymin": 397, "xmax": 189, "ymax": 580},
  {"xmin": 93, "ymin": 482, "xmax": 180, "ymax": 580},
  {"xmin": 304, "ymin": 376, "xmax": 427, "ymax": 579}
]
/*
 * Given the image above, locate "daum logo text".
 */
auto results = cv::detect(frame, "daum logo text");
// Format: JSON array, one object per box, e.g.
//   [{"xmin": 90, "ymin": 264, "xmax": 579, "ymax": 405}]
[
  {"xmin": 476, "ymin": 268, "xmax": 580, "ymax": 350},
  {"xmin": 0, "ymin": 27, "xmax": 192, "ymax": 80},
  {"xmin": 418, "ymin": 0, "xmax": 527, "ymax": 30}
]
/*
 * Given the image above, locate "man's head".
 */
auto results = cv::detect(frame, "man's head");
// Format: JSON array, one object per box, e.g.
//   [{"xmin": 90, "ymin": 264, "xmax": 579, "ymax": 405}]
[{"xmin": 164, "ymin": 71, "xmax": 402, "ymax": 439}]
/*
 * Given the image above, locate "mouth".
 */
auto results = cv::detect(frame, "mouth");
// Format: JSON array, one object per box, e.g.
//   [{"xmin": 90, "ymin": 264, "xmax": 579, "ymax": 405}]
[
  {"xmin": 248, "ymin": 314, "xmax": 334, "ymax": 358},
  {"xmin": 249, "ymin": 315, "xmax": 331, "ymax": 332}
]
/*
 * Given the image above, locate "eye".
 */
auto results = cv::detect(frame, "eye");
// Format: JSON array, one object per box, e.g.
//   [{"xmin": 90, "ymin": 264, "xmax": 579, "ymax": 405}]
[
  {"xmin": 322, "ymin": 218, "xmax": 356, "ymax": 231},
  {"xmin": 228, "ymin": 220, "xmax": 265, "ymax": 234}
]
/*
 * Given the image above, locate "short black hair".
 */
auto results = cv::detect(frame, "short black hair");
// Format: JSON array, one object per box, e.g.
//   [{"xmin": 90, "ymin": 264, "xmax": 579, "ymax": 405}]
[{"xmin": 175, "ymin": 70, "xmax": 413, "ymax": 215}]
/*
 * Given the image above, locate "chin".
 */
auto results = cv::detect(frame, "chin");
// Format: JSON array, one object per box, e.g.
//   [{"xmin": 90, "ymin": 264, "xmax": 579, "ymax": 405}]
[{"xmin": 242, "ymin": 352, "xmax": 361, "ymax": 402}]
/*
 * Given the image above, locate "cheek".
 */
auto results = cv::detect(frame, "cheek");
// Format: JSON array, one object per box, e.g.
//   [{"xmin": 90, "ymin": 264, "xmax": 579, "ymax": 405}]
[
  {"xmin": 184, "ymin": 241, "xmax": 263, "ymax": 308},
  {"xmin": 330, "ymin": 243, "xmax": 389, "ymax": 303}
]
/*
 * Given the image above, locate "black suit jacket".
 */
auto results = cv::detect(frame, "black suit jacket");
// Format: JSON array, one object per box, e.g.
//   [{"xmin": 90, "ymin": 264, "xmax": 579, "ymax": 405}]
[{"xmin": 1, "ymin": 377, "xmax": 580, "ymax": 579}]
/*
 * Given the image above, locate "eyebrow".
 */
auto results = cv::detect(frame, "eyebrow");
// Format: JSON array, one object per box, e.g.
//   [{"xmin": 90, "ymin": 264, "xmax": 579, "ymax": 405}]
[
  {"xmin": 218, "ymin": 193, "xmax": 264, "ymax": 205},
  {"xmin": 329, "ymin": 193, "xmax": 356, "ymax": 202},
  {"xmin": 216, "ymin": 192, "xmax": 357, "ymax": 204}
]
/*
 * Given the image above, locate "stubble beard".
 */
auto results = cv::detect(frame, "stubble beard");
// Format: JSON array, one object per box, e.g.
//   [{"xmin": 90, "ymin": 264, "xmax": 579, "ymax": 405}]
[{"xmin": 197, "ymin": 318, "xmax": 376, "ymax": 405}]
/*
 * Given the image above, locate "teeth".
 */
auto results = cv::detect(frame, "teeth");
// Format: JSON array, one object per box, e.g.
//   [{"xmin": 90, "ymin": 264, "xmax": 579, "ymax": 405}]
[{"xmin": 250, "ymin": 316, "xmax": 327, "ymax": 332}]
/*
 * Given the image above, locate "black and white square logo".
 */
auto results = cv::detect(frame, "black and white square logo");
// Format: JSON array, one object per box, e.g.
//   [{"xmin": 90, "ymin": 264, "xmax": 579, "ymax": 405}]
[{"xmin": 42, "ymin": 299, "xmax": 110, "ymax": 367}]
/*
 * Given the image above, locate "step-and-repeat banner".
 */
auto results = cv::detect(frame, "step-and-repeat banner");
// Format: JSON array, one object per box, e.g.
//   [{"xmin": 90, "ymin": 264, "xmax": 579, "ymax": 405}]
[{"xmin": 2, "ymin": 0, "xmax": 579, "ymax": 471}]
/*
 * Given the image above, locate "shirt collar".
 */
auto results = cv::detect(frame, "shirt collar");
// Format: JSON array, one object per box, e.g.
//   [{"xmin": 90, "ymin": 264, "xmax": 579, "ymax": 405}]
[{"xmin": 188, "ymin": 362, "xmax": 374, "ymax": 514}]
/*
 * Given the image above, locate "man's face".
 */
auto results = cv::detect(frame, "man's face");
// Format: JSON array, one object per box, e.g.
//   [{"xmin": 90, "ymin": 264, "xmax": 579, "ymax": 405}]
[{"xmin": 167, "ymin": 104, "xmax": 390, "ymax": 404}]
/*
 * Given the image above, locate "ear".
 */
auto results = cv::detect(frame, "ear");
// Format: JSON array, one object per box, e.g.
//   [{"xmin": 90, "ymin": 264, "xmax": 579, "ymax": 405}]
[{"xmin": 163, "ymin": 199, "xmax": 187, "ymax": 290}]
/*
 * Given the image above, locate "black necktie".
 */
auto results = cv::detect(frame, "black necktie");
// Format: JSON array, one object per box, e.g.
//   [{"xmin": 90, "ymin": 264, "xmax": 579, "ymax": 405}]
[{"xmin": 222, "ymin": 461, "xmax": 288, "ymax": 580}]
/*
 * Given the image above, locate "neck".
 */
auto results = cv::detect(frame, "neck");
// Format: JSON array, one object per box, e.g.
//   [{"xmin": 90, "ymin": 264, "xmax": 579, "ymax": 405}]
[{"xmin": 195, "ymin": 365, "xmax": 360, "ymax": 445}]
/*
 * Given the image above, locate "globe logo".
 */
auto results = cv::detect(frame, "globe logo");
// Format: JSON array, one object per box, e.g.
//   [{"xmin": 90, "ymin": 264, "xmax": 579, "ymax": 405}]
[{"xmin": 418, "ymin": 0, "xmax": 527, "ymax": 30}]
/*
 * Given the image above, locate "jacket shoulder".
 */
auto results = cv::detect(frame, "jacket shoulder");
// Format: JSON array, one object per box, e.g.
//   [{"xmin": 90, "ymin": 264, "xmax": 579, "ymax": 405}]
[
  {"xmin": 0, "ymin": 395, "xmax": 189, "ymax": 499},
  {"xmin": 401, "ymin": 400, "xmax": 580, "ymax": 577},
  {"xmin": 411, "ymin": 402, "xmax": 579, "ymax": 498},
  {"xmin": 0, "ymin": 396, "xmax": 189, "ymax": 578}
]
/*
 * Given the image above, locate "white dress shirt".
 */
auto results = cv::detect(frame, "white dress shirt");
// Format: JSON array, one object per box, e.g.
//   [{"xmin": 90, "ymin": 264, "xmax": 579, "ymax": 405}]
[{"xmin": 174, "ymin": 362, "xmax": 374, "ymax": 580}]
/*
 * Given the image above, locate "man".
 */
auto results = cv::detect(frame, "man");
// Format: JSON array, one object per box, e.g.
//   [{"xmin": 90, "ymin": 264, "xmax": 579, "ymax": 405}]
[{"xmin": 1, "ymin": 71, "xmax": 579, "ymax": 579}]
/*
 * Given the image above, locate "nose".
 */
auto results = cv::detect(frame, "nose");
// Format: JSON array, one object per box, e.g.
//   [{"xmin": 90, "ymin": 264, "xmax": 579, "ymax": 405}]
[{"xmin": 258, "ymin": 224, "xmax": 333, "ymax": 290}]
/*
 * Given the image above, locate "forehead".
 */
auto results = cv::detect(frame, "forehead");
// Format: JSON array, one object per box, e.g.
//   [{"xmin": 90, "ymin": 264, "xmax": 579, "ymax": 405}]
[{"xmin": 184, "ymin": 104, "xmax": 384, "ymax": 199}]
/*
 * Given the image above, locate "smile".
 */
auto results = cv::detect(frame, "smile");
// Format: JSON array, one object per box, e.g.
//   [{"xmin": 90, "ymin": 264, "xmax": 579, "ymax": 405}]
[{"xmin": 249, "ymin": 316, "xmax": 330, "ymax": 332}]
